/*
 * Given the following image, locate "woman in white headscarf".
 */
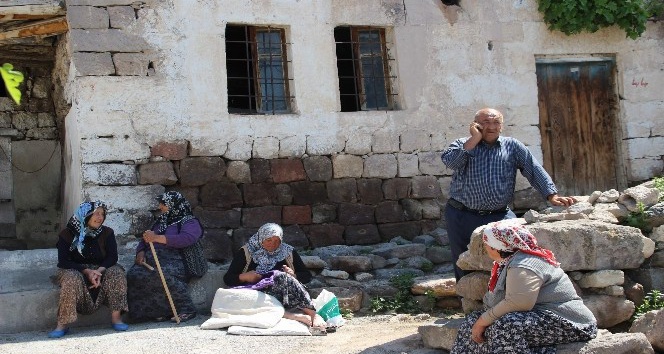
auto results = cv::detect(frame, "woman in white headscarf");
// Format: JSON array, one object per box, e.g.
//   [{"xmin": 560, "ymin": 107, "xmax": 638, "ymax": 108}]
[
  {"xmin": 451, "ymin": 221, "xmax": 597, "ymax": 353},
  {"xmin": 224, "ymin": 223, "xmax": 325, "ymax": 332},
  {"xmin": 49, "ymin": 200, "xmax": 128, "ymax": 338}
]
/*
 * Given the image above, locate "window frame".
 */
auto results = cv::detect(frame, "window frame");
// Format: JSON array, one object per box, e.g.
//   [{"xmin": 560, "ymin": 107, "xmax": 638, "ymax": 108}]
[
  {"xmin": 226, "ymin": 24, "xmax": 293, "ymax": 115},
  {"xmin": 335, "ymin": 26, "xmax": 397, "ymax": 112}
]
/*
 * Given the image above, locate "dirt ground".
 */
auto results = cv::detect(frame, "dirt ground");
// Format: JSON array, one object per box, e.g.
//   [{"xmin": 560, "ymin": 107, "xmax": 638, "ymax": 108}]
[{"xmin": 0, "ymin": 314, "xmax": 449, "ymax": 354}]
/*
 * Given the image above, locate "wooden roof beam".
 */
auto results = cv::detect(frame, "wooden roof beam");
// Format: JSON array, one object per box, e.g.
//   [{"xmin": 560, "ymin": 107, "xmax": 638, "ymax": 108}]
[
  {"xmin": 0, "ymin": 2, "xmax": 65, "ymax": 17},
  {"xmin": 0, "ymin": 16, "xmax": 68, "ymax": 42}
]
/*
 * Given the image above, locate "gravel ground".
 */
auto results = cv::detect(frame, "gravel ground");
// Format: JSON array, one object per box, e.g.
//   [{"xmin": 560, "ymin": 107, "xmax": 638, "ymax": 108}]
[{"xmin": 0, "ymin": 314, "xmax": 446, "ymax": 354}]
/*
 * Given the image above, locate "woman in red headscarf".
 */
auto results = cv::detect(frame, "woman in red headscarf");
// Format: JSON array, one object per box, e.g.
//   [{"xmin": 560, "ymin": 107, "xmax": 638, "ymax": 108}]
[{"xmin": 451, "ymin": 221, "xmax": 597, "ymax": 353}]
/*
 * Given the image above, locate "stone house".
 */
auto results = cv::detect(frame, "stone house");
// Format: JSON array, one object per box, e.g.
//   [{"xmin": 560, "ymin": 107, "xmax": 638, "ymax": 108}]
[{"xmin": 0, "ymin": 0, "xmax": 662, "ymax": 257}]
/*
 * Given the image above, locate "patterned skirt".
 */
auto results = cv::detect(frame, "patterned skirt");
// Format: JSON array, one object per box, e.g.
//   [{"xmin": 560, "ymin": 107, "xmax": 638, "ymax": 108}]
[
  {"xmin": 126, "ymin": 248, "xmax": 196, "ymax": 321},
  {"xmin": 262, "ymin": 272, "xmax": 315, "ymax": 310},
  {"xmin": 451, "ymin": 310, "xmax": 597, "ymax": 354},
  {"xmin": 54, "ymin": 264, "xmax": 128, "ymax": 325}
]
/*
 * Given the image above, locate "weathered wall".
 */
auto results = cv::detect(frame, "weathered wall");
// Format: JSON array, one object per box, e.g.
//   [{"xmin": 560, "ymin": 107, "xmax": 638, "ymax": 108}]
[{"xmin": 60, "ymin": 0, "xmax": 664, "ymax": 252}]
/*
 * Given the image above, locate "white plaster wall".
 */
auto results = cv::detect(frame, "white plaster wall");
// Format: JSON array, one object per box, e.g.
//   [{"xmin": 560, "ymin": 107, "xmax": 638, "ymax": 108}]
[{"xmin": 66, "ymin": 0, "xmax": 664, "ymax": 216}]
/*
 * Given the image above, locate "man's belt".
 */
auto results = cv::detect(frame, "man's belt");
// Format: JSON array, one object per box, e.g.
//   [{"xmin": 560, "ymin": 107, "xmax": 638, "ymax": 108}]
[{"xmin": 447, "ymin": 198, "xmax": 508, "ymax": 216}]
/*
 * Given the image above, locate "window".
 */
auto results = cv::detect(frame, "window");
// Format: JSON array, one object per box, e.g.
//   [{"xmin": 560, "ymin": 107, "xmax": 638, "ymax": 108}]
[
  {"xmin": 225, "ymin": 25, "xmax": 292, "ymax": 114},
  {"xmin": 334, "ymin": 26, "xmax": 396, "ymax": 112}
]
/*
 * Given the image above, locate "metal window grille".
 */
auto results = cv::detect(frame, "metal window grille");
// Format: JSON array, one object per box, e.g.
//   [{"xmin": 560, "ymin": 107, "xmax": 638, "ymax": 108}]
[
  {"xmin": 226, "ymin": 25, "xmax": 293, "ymax": 114},
  {"xmin": 335, "ymin": 26, "xmax": 397, "ymax": 112}
]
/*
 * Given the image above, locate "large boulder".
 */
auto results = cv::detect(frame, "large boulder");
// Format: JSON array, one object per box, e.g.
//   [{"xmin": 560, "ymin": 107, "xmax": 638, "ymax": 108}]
[
  {"xmin": 459, "ymin": 220, "xmax": 655, "ymax": 272},
  {"xmin": 630, "ymin": 309, "xmax": 664, "ymax": 352}
]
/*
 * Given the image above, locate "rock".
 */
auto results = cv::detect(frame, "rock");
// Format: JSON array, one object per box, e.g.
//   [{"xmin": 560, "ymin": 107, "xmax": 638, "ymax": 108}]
[
  {"xmin": 419, "ymin": 318, "xmax": 464, "ymax": 350},
  {"xmin": 411, "ymin": 274, "xmax": 456, "ymax": 297},
  {"xmin": 373, "ymin": 268, "xmax": 424, "ymax": 280},
  {"xmin": 435, "ymin": 296, "xmax": 462, "ymax": 309},
  {"xmin": 619, "ymin": 185, "xmax": 660, "ymax": 211},
  {"xmin": 645, "ymin": 203, "xmax": 664, "ymax": 229},
  {"xmin": 597, "ymin": 189, "xmax": 620, "ymax": 203},
  {"xmin": 629, "ymin": 309, "xmax": 664, "ymax": 352},
  {"xmin": 320, "ymin": 269, "xmax": 349, "ymax": 280},
  {"xmin": 558, "ymin": 332, "xmax": 654, "ymax": 354},
  {"xmin": 420, "ymin": 322, "xmax": 655, "ymax": 353},
  {"xmin": 459, "ymin": 220, "xmax": 655, "ymax": 272},
  {"xmin": 593, "ymin": 202, "xmax": 630, "ymax": 219},
  {"xmin": 425, "ymin": 246, "xmax": 452, "ymax": 264},
  {"xmin": 623, "ymin": 276, "xmax": 645, "ymax": 307},
  {"xmin": 329, "ymin": 255, "xmax": 373, "ymax": 273},
  {"xmin": 455, "ymin": 272, "xmax": 489, "ymax": 301},
  {"xmin": 371, "ymin": 243, "xmax": 427, "ymax": 259},
  {"xmin": 588, "ymin": 209, "xmax": 620, "ymax": 224},
  {"xmin": 361, "ymin": 279, "xmax": 398, "ymax": 297},
  {"xmin": 300, "ymin": 255, "xmax": 327, "ymax": 269},
  {"xmin": 461, "ymin": 298, "xmax": 483, "ymax": 313},
  {"xmin": 354, "ymin": 272, "xmax": 373, "ymax": 282},
  {"xmin": 577, "ymin": 270, "xmax": 624, "ymax": 288},
  {"xmin": 588, "ymin": 190, "xmax": 601, "ymax": 204},
  {"xmin": 583, "ymin": 295, "xmax": 635, "ymax": 328},
  {"xmin": 401, "ymin": 256, "xmax": 433, "ymax": 270},
  {"xmin": 524, "ymin": 209, "xmax": 590, "ymax": 223},
  {"xmin": 412, "ymin": 234, "xmax": 437, "ymax": 246}
]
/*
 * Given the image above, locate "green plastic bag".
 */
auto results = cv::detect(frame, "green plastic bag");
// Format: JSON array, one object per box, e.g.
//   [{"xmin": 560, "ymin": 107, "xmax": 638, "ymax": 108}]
[{"xmin": 313, "ymin": 289, "xmax": 345, "ymax": 326}]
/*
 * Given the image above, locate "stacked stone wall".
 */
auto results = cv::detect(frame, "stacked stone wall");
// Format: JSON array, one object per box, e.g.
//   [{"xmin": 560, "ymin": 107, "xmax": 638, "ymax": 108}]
[{"xmin": 131, "ymin": 140, "xmax": 451, "ymax": 261}]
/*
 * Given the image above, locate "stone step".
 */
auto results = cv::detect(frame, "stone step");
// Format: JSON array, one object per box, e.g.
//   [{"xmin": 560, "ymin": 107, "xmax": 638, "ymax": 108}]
[{"xmin": 418, "ymin": 321, "xmax": 655, "ymax": 353}]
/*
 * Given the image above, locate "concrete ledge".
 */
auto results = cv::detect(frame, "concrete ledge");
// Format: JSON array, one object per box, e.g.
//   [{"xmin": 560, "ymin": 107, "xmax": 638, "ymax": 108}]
[{"xmin": 0, "ymin": 268, "xmax": 225, "ymax": 334}]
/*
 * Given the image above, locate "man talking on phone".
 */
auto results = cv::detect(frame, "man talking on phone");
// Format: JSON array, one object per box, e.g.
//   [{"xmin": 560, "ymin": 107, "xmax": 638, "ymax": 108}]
[{"xmin": 441, "ymin": 108, "xmax": 576, "ymax": 281}]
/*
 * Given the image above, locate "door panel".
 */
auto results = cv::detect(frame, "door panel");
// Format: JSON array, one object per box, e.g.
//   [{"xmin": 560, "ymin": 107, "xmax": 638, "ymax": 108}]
[{"xmin": 536, "ymin": 60, "xmax": 620, "ymax": 196}]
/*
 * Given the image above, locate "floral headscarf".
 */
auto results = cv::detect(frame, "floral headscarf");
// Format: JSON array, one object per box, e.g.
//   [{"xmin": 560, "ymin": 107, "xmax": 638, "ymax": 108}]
[
  {"xmin": 247, "ymin": 223, "xmax": 293, "ymax": 274},
  {"xmin": 483, "ymin": 221, "xmax": 559, "ymax": 292},
  {"xmin": 154, "ymin": 191, "xmax": 195, "ymax": 234},
  {"xmin": 66, "ymin": 200, "xmax": 108, "ymax": 256}
]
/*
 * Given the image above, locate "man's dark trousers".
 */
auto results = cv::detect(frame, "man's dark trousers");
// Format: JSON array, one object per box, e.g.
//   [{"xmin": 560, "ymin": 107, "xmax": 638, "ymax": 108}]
[{"xmin": 445, "ymin": 204, "xmax": 516, "ymax": 281}]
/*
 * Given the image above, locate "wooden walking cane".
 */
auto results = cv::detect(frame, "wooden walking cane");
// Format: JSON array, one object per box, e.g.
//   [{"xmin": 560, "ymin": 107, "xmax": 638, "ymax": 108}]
[{"xmin": 149, "ymin": 241, "xmax": 180, "ymax": 324}]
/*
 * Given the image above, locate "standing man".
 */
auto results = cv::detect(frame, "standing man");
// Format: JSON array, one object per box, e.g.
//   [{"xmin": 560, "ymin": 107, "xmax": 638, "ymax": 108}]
[{"xmin": 441, "ymin": 108, "xmax": 576, "ymax": 281}]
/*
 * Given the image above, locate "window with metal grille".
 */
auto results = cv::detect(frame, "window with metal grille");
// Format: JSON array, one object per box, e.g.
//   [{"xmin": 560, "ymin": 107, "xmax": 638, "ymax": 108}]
[
  {"xmin": 226, "ymin": 25, "xmax": 292, "ymax": 114},
  {"xmin": 334, "ymin": 26, "xmax": 396, "ymax": 112}
]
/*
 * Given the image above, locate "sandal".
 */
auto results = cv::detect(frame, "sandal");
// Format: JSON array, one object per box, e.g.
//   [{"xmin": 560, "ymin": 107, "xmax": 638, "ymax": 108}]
[
  {"xmin": 309, "ymin": 326, "xmax": 327, "ymax": 336},
  {"xmin": 171, "ymin": 313, "xmax": 196, "ymax": 323},
  {"xmin": 326, "ymin": 325, "xmax": 337, "ymax": 333}
]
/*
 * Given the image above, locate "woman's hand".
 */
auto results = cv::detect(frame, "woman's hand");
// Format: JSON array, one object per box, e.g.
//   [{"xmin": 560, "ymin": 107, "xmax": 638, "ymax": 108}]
[
  {"xmin": 471, "ymin": 316, "xmax": 490, "ymax": 343},
  {"xmin": 142, "ymin": 230, "xmax": 166, "ymax": 244},
  {"xmin": 281, "ymin": 265, "xmax": 296, "ymax": 278},
  {"xmin": 239, "ymin": 271, "xmax": 262, "ymax": 284},
  {"xmin": 135, "ymin": 250, "xmax": 145, "ymax": 265},
  {"xmin": 83, "ymin": 268, "xmax": 103, "ymax": 289}
]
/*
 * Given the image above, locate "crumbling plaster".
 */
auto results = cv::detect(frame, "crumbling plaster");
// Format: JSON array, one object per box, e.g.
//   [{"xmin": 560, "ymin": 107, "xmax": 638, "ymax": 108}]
[{"xmin": 62, "ymin": 0, "xmax": 663, "ymax": 234}]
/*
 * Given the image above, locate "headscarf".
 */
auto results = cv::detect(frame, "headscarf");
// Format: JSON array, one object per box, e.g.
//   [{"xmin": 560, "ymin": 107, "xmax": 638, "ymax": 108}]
[
  {"xmin": 66, "ymin": 200, "xmax": 108, "ymax": 256},
  {"xmin": 482, "ymin": 221, "xmax": 559, "ymax": 292},
  {"xmin": 154, "ymin": 191, "xmax": 195, "ymax": 234},
  {"xmin": 247, "ymin": 223, "xmax": 293, "ymax": 274}
]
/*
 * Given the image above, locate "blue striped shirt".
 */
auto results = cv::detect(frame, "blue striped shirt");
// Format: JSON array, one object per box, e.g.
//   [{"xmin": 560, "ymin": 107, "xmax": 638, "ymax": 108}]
[{"xmin": 441, "ymin": 136, "xmax": 557, "ymax": 210}]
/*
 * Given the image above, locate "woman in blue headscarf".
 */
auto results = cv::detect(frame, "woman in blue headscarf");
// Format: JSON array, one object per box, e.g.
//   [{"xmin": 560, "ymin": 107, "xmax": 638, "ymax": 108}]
[{"xmin": 49, "ymin": 200, "xmax": 128, "ymax": 338}]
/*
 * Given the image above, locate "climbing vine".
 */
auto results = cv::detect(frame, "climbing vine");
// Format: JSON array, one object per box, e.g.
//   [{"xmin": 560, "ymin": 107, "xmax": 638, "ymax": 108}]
[{"xmin": 537, "ymin": 0, "xmax": 664, "ymax": 39}]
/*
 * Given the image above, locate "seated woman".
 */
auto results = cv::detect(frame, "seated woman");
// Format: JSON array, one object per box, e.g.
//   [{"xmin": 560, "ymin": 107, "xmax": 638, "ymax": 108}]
[
  {"xmin": 451, "ymin": 221, "xmax": 597, "ymax": 354},
  {"xmin": 127, "ymin": 191, "xmax": 202, "ymax": 323},
  {"xmin": 223, "ymin": 223, "xmax": 326, "ymax": 332},
  {"xmin": 49, "ymin": 201, "xmax": 128, "ymax": 338}
]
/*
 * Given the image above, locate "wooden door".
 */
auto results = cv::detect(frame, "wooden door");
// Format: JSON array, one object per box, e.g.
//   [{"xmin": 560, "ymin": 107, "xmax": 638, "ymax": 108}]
[{"xmin": 536, "ymin": 60, "xmax": 622, "ymax": 196}]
